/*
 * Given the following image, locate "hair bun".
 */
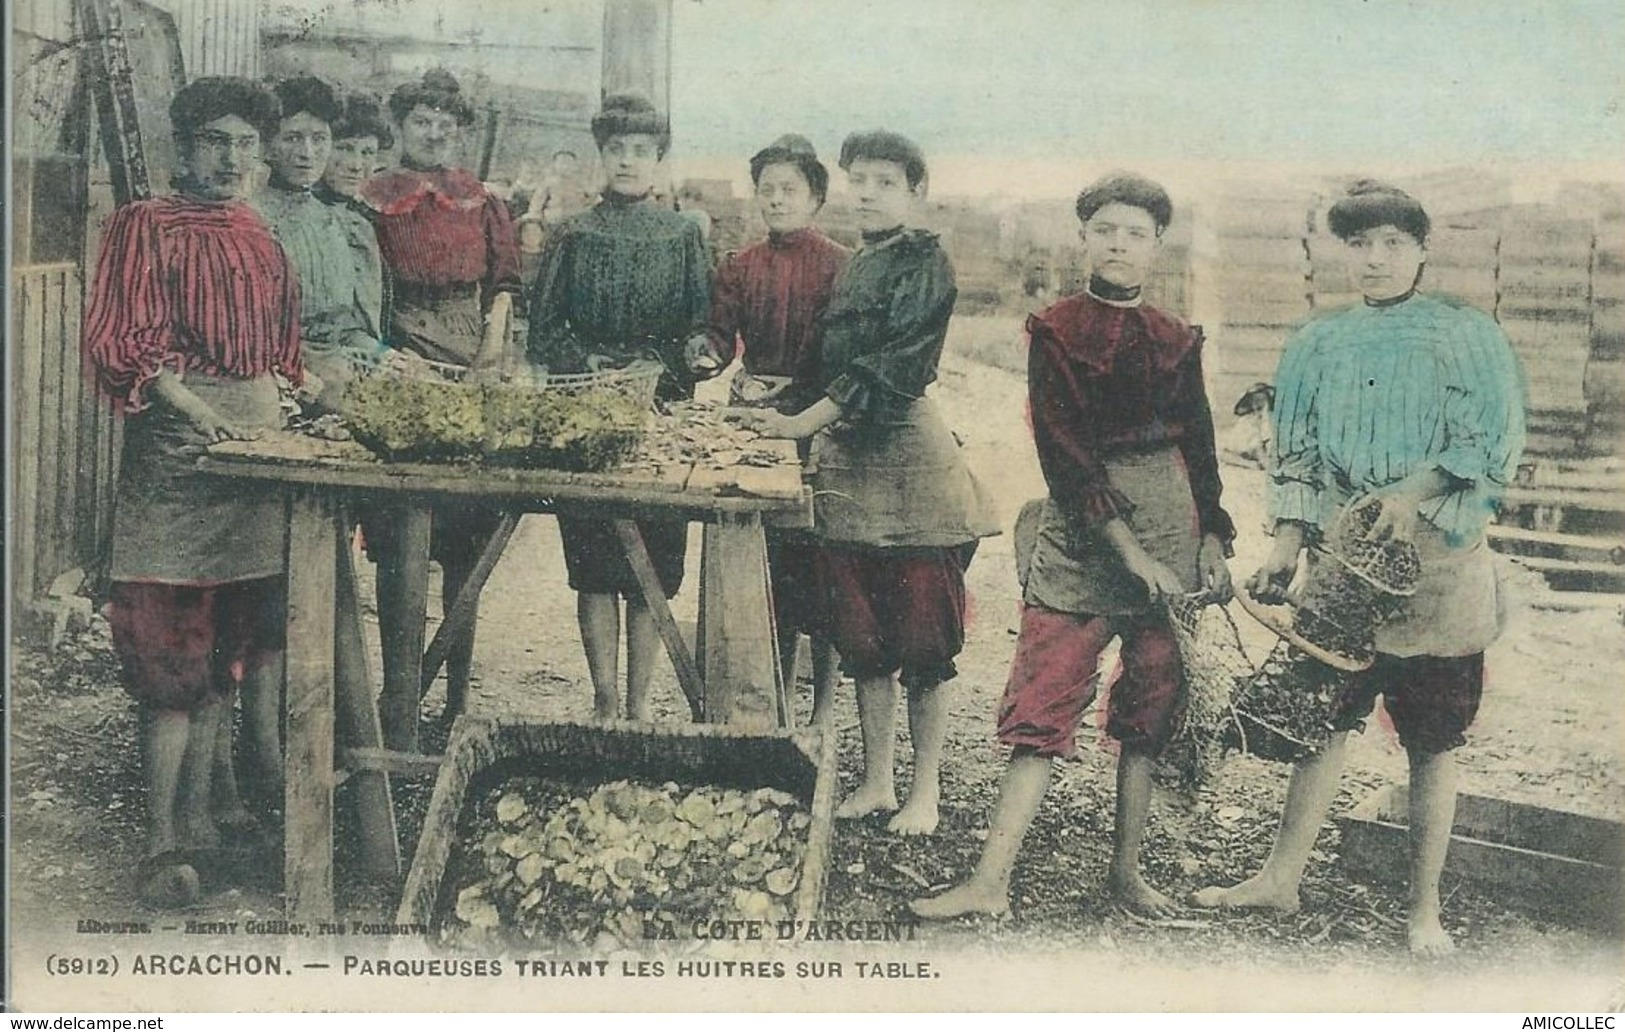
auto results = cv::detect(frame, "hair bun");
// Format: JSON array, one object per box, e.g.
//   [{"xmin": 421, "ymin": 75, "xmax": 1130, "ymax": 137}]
[{"xmin": 421, "ymin": 68, "xmax": 462, "ymax": 95}]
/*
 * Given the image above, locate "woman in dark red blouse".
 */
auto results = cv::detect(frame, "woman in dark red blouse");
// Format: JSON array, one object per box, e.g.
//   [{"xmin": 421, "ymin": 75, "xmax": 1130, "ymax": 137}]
[
  {"xmin": 706, "ymin": 134, "xmax": 850, "ymax": 724},
  {"xmin": 916, "ymin": 173, "xmax": 1233, "ymax": 921},
  {"xmin": 360, "ymin": 69, "xmax": 522, "ymax": 721},
  {"xmin": 82, "ymin": 77, "xmax": 302, "ymax": 906}
]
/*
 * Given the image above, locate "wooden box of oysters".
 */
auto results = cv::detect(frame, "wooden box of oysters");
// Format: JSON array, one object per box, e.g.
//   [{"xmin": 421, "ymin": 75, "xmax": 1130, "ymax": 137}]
[{"xmin": 399, "ymin": 717, "xmax": 838, "ymax": 951}]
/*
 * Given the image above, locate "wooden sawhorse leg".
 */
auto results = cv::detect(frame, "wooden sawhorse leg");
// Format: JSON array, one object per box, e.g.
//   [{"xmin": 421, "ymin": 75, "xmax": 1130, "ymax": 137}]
[
  {"xmin": 613, "ymin": 519, "xmax": 705, "ymax": 720},
  {"xmin": 334, "ymin": 517, "xmax": 400, "ymax": 878},
  {"xmin": 417, "ymin": 514, "xmax": 518, "ymax": 718}
]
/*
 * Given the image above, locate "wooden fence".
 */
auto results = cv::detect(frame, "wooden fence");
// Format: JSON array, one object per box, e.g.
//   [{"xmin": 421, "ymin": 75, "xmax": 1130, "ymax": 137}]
[{"xmin": 11, "ymin": 263, "xmax": 121, "ymax": 605}]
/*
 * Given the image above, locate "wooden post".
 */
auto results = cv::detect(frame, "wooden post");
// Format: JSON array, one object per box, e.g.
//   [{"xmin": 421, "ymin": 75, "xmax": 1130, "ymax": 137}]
[
  {"xmin": 601, "ymin": 0, "xmax": 671, "ymax": 111},
  {"xmin": 284, "ymin": 488, "xmax": 338, "ymax": 922},
  {"xmin": 378, "ymin": 505, "xmax": 431, "ymax": 752},
  {"xmin": 697, "ymin": 513, "xmax": 782, "ymax": 730},
  {"xmin": 334, "ymin": 523, "xmax": 400, "ymax": 878},
  {"xmin": 613, "ymin": 519, "xmax": 704, "ymax": 719}
]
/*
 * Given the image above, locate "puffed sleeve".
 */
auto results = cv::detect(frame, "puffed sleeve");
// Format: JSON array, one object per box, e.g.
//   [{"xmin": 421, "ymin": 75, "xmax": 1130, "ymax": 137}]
[
  {"xmin": 483, "ymin": 190, "xmax": 523, "ymax": 302},
  {"xmin": 704, "ymin": 251, "xmax": 747, "ymax": 373},
  {"xmin": 1170, "ymin": 331, "xmax": 1238, "ymax": 547},
  {"xmin": 81, "ymin": 203, "xmax": 183, "ymax": 413},
  {"xmin": 1424, "ymin": 307, "xmax": 1528, "ymax": 539},
  {"xmin": 525, "ymin": 223, "xmax": 575, "ymax": 370},
  {"xmin": 681, "ymin": 219, "xmax": 711, "ymax": 339},
  {"xmin": 1027, "ymin": 318, "xmax": 1136, "ymax": 527},
  {"xmin": 1267, "ymin": 323, "xmax": 1326, "ymax": 532},
  {"xmin": 825, "ymin": 243, "xmax": 956, "ymax": 419}
]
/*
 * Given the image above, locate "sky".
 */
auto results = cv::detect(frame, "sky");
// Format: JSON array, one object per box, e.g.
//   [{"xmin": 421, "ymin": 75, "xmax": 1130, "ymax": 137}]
[
  {"xmin": 255, "ymin": 0, "xmax": 1625, "ymax": 198},
  {"xmin": 667, "ymin": 0, "xmax": 1625, "ymax": 194}
]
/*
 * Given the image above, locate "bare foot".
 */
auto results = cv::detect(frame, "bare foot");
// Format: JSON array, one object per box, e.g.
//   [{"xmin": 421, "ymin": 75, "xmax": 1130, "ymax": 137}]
[
  {"xmin": 1408, "ymin": 910, "xmax": 1456, "ymax": 957},
  {"xmin": 1189, "ymin": 874, "xmax": 1301, "ymax": 913},
  {"xmin": 1109, "ymin": 868, "xmax": 1178, "ymax": 917},
  {"xmin": 887, "ymin": 796, "xmax": 939, "ymax": 836},
  {"xmin": 911, "ymin": 880, "xmax": 1010, "ymax": 920},
  {"xmin": 834, "ymin": 784, "xmax": 898, "ymax": 820}
]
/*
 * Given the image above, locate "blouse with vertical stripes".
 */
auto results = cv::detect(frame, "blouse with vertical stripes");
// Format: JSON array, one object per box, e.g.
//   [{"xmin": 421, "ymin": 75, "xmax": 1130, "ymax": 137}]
[
  {"xmin": 82, "ymin": 196, "xmax": 303, "ymax": 412},
  {"xmin": 1268, "ymin": 294, "xmax": 1527, "ymax": 545}
]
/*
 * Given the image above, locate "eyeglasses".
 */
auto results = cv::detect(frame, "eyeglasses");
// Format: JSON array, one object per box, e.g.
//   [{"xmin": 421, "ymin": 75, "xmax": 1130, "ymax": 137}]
[{"xmin": 192, "ymin": 131, "xmax": 261, "ymax": 154}]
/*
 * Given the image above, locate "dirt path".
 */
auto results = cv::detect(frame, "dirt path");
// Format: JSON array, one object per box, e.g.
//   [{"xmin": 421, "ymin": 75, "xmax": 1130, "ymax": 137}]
[{"xmin": 9, "ymin": 320, "xmax": 1623, "ymax": 986}]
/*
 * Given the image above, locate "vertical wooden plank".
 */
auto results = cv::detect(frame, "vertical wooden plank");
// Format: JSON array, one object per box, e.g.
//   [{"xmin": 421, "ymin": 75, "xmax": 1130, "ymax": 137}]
[
  {"xmin": 284, "ymin": 488, "xmax": 338, "ymax": 922},
  {"xmin": 34, "ymin": 269, "xmax": 67, "ymax": 589},
  {"xmin": 697, "ymin": 514, "xmax": 781, "ymax": 730},
  {"xmin": 377, "ymin": 506, "xmax": 431, "ymax": 753},
  {"xmin": 333, "ymin": 522, "xmax": 401, "ymax": 878},
  {"xmin": 51, "ymin": 269, "xmax": 83, "ymax": 584},
  {"xmin": 12, "ymin": 272, "xmax": 46, "ymax": 601}
]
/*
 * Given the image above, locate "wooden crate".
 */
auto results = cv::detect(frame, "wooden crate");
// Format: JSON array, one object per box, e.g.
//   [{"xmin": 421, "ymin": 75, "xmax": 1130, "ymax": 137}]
[
  {"xmin": 1337, "ymin": 785, "xmax": 1624, "ymax": 931},
  {"xmin": 397, "ymin": 717, "xmax": 839, "ymax": 933}
]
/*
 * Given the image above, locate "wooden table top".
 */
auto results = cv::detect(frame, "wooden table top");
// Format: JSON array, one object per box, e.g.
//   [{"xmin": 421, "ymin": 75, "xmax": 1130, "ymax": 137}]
[{"xmin": 197, "ymin": 430, "xmax": 813, "ymax": 524}]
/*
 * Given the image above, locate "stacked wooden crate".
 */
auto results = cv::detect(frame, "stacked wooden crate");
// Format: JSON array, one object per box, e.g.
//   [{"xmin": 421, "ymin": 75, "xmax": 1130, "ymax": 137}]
[
  {"xmin": 1208, "ymin": 188, "xmax": 1312, "ymax": 417},
  {"xmin": 1496, "ymin": 204, "xmax": 1595, "ymax": 453},
  {"xmin": 1577, "ymin": 185, "xmax": 1625, "ymax": 451}
]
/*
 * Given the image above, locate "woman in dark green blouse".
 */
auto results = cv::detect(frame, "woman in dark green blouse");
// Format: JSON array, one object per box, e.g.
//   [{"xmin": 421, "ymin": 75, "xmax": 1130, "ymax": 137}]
[
  {"xmin": 740, "ymin": 130, "xmax": 995, "ymax": 835},
  {"xmin": 527, "ymin": 94, "xmax": 716, "ymax": 721}
]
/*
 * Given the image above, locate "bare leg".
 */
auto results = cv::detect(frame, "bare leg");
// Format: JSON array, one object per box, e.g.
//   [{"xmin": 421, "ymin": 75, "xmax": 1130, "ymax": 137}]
[
  {"xmin": 809, "ymin": 639, "xmax": 839, "ymax": 729},
  {"xmin": 623, "ymin": 596, "xmax": 660, "ymax": 722},
  {"xmin": 912, "ymin": 750, "xmax": 1051, "ymax": 918},
  {"xmin": 1107, "ymin": 748, "xmax": 1176, "ymax": 915},
  {"xmin": 177, "ymin": 696, "xmax": 223, "ymax": 850},
  {"xmin": 1406, "ymin": 747, "xmax": 1458, "ymax": 956},
  {"xmin": 1191, "ymin": 731, "xmax": 1350, "ymax": 912},
  {"xmin": 890, "ymin": 680, "xmax": 948, "ymax": 835},
  {"xmin": 143, "ymin": 706, "xmax": 190, "ymax": 858},
  {"xmin": 239, "ymin": 658, "xmax": 284, "ymax": 809},
  {"xmin": 440, "ymin": 555, "xmax": 478, "ymax": 720},
  {"xmin": 209, "ymin": 690, "xmax": 253, "ymax": 830},
  {"xmin": 578, "ymin": 592, "xmax": 620, "ymax": 720},
  {"xmin": 835, "ymin": 673, "xmax": 900, "ymax": 818}
]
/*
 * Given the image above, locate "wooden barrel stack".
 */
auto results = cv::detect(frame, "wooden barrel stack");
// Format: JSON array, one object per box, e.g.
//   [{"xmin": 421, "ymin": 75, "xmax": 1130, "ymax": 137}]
[{"xmin": 1208, "ymin": 186, "xmax": 1314, "ymax": 419}]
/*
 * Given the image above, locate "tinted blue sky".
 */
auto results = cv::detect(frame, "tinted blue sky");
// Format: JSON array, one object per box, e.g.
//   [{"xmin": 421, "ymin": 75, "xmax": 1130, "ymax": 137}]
[{"xmin": 671, "ymin": 0, "xmax": 1625, "ymax": 164}]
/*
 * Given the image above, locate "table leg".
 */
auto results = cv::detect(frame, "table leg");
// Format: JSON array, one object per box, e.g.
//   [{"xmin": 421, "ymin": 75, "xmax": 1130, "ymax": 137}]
[
  {"xmin": 284, "ymin": 488, "xmax": 338, "ymax": 922},
  {"xmin": 378, "ymin": 505, "xmax": 431, "ymax": 753},
  {"xmin": 334, "ymin": 518, "xmax": 401, "ymax": 878},
  {"xmin": 419, "ymin": 513, "xmax": 518, "ymax": 709},
  {"xmin": 612, "ymin": 519, "xmax": 704, "ymax": 720},
  {"xmin": 697, "ymin": 513, "xmax": 783, "ymax": 729}
]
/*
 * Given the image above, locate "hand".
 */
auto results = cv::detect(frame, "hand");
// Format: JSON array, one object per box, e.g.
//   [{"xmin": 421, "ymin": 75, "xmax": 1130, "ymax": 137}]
[
  {"xmin": 1358, "ymin": 489, "xmax": 1421, "ymax": 544},
  {"xmin": 1196, "ymin": 535, "xmax": 1234, "ymax": 604},
  {"xmin": 684, "ymin": 334, "xmax": 722, "ymax": 379},
  {"xmin": 1245, "ymin": 544, "xmax": 1299, "ymax": 605},
  {"xmin": 1125, "ymin": 552, "xmax": 1186, "ymax": 601},
  {"xmin": 726, "ymin": 406, "xmax": 798, "ymax": 439}
]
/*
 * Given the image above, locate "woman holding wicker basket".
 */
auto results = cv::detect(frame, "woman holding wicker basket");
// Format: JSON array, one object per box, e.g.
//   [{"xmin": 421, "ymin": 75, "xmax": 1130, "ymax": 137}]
[{"xmin": 1193, "ymin": 181, "xmax": 1527, "ymax": 956}]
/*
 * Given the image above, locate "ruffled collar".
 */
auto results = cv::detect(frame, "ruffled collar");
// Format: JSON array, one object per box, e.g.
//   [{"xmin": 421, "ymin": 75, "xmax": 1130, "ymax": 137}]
[
  {"xmin": 360, "ymin": 165, "xmax": 488, "ymax": 216},
  {"xmin": 1027, "ymin": 291, "xmax": 1198, "ymax": 374}
]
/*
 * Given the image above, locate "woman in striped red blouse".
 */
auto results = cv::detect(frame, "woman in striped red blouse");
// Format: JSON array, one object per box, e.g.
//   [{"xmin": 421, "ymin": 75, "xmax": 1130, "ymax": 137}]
[{"xmin": 82, "ymin": 77, "xmax": 303, "ymax": 906}]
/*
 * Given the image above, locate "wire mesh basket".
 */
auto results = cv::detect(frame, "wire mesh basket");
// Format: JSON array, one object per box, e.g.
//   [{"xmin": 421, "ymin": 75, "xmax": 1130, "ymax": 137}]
[
  {"xmin": 1223, "ymin": 640, "xmax": 1350, "ymax": 763},
  {"xmin": 1159, "ymin": 594, "xmax": 1250, "ymax": 789},
  {"xmin": 338, "ymin": 359, "xmax": 664, "ymax": 471}
]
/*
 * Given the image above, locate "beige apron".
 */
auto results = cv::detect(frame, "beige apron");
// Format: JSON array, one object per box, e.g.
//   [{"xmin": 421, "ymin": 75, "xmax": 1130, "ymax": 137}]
[
  {"xmin": 1024, "ymin": 445, "xmax": 1202, "ymax": 617},
  {"xmin": 810, "ymin": 396, "xmax": 999, "ymax": 548},
  {"xmin": 1369, "ymin": 518, "xmax": 1503, "ymax": 658},
  {"xmin": 110, "ymin": 373, "xmax": 287, "ymax": 585}
]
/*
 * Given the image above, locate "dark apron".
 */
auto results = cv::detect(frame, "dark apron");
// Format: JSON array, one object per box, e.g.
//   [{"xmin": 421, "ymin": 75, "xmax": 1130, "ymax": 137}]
[
  {"xmin": 1024, "ymin": 444, "xmax": 1202, "ymax": 617},
  {"xmin": 810, "ymin": 396, "xmax": 999, "ymax": 548},
  {"xmin": 110, "ymin": 373, "xmax": 287, "ymax": 585}
]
